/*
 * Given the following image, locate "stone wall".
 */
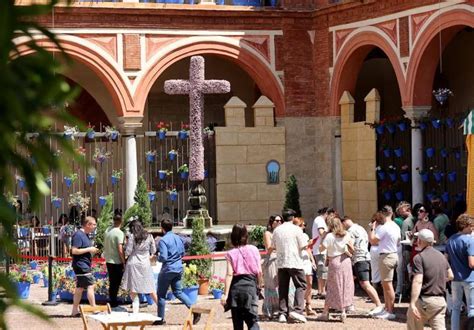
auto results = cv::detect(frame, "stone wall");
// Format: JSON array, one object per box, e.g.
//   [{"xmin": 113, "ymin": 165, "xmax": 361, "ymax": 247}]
[{"xmin": 216, "ymin": 96, "xmax": 286, "ymax": 225}]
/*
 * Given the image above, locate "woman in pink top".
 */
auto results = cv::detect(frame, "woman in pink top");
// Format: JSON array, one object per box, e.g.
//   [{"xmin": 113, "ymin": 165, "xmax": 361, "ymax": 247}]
[{"xmin": 221, "ymin": 224, "xmax": 262, "ymax": 330}]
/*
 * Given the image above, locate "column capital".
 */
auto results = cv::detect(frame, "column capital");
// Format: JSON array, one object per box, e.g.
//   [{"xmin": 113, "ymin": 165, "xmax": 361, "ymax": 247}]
[
  {"xmin": 402, "ymin": 105, "xmax": 431, "ymax": 121},
  {"xmin": 118, "ymin": 116, "xmax": 143, "ymax": 136}
]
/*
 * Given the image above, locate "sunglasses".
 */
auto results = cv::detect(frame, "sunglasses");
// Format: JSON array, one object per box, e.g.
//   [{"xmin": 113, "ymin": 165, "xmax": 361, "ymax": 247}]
[{"xmin": 274, "ymin": 219, "xmax": 282, "ymax": 223}]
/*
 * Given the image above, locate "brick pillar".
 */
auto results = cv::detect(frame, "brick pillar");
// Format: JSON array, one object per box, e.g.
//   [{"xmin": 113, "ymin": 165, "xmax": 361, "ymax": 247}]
[
  {"xmin": 224, "ymin": 97, "xmax": 246, "ymax": 127},
  {"xmin": 252, "ymin": 95, "xmax": 275, "ymax": 127}
]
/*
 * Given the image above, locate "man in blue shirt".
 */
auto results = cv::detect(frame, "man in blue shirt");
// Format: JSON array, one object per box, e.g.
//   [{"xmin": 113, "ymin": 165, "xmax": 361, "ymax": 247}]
[
  {"xmin": 155, "ymin": 219, "xmax": 198, "ymax": 325},
  {"xmin": 446, "ymin": 214, "xmax": 474, "ymax": 330}
]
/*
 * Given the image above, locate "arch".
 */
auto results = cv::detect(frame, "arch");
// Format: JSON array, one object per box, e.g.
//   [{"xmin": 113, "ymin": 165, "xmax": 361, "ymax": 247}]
[
  {"xmin": 134, "ymin": 36, "xmax": 285, "ymax": 117},
  {"xmin": 406, "ymin": 7, "xmax": 474, "ymax": 107},
  {"xmin": 14, "ymin": 34, "xmax": 135, "ymax": 118},
  {"xmin": 330, "ymin": 28, "xmax": 406, "ymax": 116}
]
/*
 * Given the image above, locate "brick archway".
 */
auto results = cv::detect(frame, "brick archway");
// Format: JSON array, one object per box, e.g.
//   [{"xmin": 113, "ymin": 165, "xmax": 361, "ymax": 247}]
[
  {"xmin": 330, "ymin": 30, "xmax": 406, "ymax": 116},
  {"xmin": 135, "ymin": 37, "xmax": 284, "ymax": 117},
  {"xmin": 14, "ymin": 35, "xmax": 135, "ymax": 119},
  {"xmin": 406, "ymin": 8, "xmax": 474, "ymax": 107}
]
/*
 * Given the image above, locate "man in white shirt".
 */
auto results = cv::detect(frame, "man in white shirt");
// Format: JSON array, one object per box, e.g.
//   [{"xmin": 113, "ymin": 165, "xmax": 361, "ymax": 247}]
[
  {"xmin": 311, "ymin": 207, "xmax": 334, "ymax": 298},
  {"xmin": 272, "ymin": 209, "xmax": 308, "ymax": 324},
  {"xmin": 369, "ymin": 209, "xmax": 401, "ymax": 320}
]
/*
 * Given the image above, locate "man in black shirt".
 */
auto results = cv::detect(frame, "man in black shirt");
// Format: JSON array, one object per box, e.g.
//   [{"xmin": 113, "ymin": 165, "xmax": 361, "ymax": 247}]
[
  {"xmin": 71, "ymin": 216, "xmax": 98, "ymax": 316},
  {"xmin": 407, "ymin": 229, "xmax": 454, "ymax": 329}
]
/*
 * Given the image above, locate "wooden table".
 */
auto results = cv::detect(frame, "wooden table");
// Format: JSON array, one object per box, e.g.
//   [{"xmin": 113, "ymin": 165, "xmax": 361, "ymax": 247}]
[{"xmin": 87, "ymin": 312, "xmax": 161, "ymax": 330}]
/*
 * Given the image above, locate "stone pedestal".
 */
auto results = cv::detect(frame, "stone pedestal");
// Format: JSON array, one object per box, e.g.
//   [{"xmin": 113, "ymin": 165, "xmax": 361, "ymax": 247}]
[{"xmin": 184, "ymin": 181, "xmax": 213, "ymax": 228}]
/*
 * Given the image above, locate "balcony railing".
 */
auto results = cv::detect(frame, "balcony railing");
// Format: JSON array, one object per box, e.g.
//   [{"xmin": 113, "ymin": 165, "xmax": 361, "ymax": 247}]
[{"xmin": 58, "ymin": 0, "xmax": 279, "ymax": 6}]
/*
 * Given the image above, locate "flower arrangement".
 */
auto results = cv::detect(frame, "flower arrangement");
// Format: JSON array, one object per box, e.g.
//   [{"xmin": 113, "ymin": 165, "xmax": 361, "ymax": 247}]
[
  {"xmin": 68, "ymin": 191, "xmax": 90, "ymax": 211},
  {"xmin": 104, "ymin": 126, "xmax": 120, "ymax": 141},
  {"xmin": 63, "ymin": 125, "xmax": 78, "ymax": 140},
  {"xmin": 182, "ymin": 264, "xmax": 198, "ymax": 288},
  {"xmin": 168, "ymin": 149, "xmax": 178, "ymax": 160},
  {"xmin": 157, "ymin": 121, "xmax": 169, "ymax": 133},
  {"xmin": 9, "ymin": 269, "xmax": 33, "ymax": 283},
  {"xmin": 93, "ymin": 147, "xmax": 111, "ymax": 164},
  {"xmin": 209, "ymin": 275, "xmax": 225, "ymax": 291},
  {"xmin": 432, "ymin": 88, "xmax": 453, "ymax": 105},
  {"xmin": 181, "ymin": 123, "xmax": 190, "ymax": 132},
  {"xmin": 178, "ymin": 164, "xmax": 189, "ymax": 173},
  {"xmin": 146, "ymin": 150, "xmax": 156, "ymax": 163},
  {"xmin": 76, "ymin": 146, "xmax": 87, "ymax": 157},
  {"xmin": 86, "ymin": 125, "xmax": 95, "ymax": 139},
  {"xmin": 41, "ymin": 264, "xmax": 62, "ymax": 289},
  {"xmin": 112, "ymin": 169, "xmax": 123, "ymax": 179},
  {"xmin": 51, "ymin": 196, "xmax": 62, "ymax": 208}
]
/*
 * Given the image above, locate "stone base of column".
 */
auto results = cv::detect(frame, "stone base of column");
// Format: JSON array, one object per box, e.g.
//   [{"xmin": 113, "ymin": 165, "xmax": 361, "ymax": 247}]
[
  {"xmin": 184, "ymin": 209, "xmax": 213, "ymax": 228},
  {"xmin": 184, "ymin": 181, "xmax": 213, "ymax": 228}
]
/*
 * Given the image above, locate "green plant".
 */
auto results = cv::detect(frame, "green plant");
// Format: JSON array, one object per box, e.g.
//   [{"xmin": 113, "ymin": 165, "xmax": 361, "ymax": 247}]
[
  {"xmin": 41, "ymin": 264, "xmax": 62, "ymax": 290},
  {"xmin": 188, "ymin": 217, "xmax": 211, "ymax": 279},
  {"xmin": 112, "ymin": 169, "xmax": 123, "ymax": 179},
  {"xmin": 249, "ymin": 225, "xmax": 266, "ymax": 248},
  {"xmin": 124, "ymin": 176, "xmax": 152, "ymax": 228},
  {"xmin": 182, "ymin": 264, "xmax": 198, "ymax": 288},
  {"xmin": 178, "ymin": 164, "xmax": 189, "ymax": 173},
  {"xmin": 283, "ymin": 174, "xmax": 301, "ymax": 217},
  {"xmin": 208, "ymin": 275, "xmax": 225, "ymax": 291},
  {"xmin": 95, "ymin": 193, "xmax": 114, "ymax": 250},
  {"xmin": 9, "ymin": 270, "xmax": 33, "ymax": 284}
]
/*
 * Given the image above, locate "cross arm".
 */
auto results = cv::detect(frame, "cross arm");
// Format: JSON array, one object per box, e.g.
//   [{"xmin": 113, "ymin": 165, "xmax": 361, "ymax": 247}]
[
  {"xmin": 202, "ymin": 80, "xmax": 231, "ymax": 94},
  {"xmin": 164, "ymin": 80, "xmax": 191, "ymax": 95}
]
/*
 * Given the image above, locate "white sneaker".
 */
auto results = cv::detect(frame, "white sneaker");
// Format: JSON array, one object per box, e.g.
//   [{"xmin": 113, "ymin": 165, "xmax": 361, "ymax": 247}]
[
  {"xmin": 375, "ymin": 310, "xmax": 396, "ymax": 320},
  {"xmin": 278, "ymin": 314, "xmax": 287, "ymax": 323},
  {"xmin": 346, "ymin": 305, "xmax": 355, "ymax": 313},
  {"xmin": 289, "ymin": 311, "xmax": 307, "ymax": 323},
  {"xmin": 368, "ymin": 306, "xmax": 385, "ymax": 316}
]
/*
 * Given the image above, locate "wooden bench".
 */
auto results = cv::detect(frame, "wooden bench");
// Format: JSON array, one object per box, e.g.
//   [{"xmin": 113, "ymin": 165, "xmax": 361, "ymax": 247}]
[{"xmin": 182, "ymin": 306, "xmax": 215, "ymax": 330}]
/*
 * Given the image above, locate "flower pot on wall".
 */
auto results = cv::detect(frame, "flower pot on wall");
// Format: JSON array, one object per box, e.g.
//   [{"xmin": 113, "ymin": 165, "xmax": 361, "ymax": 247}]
[
  {"xmin": 446, "ymin": 118, "xmax": 454, "ymax": 128},
  {"xmin": 433, "ymin": 171, "xmax": 443, "ymax": 182},
  {"xmin": 397, "ymin": 122, "xmax": 407, "ymax": 132},
  {"xmin": 431, "ymin": 119, "xmax": 442, "ymax": 129},
  {"xmin": 157, "ymin": 131, "xmax": 166, "ymax": 140},
  {"xmin": 448, "ymin": 171, "xmax": 457, "ymax": 182},
  {"xmin": 159, "ymin": 171, "xmax": 167, "ymax": 180},
  {"xmin": 419, "ymin": 122, "xmax": 427, "ymax": 130},
  {"xmin": 169, "ymin": 192, "xmax": 178, "ymax": 201},
  {"xmin": 425, "ymin": 148, "xmax": 435, "ymax": 158},
  {"xmin": 375, "ymin": 125, "xmax": 384, "ymax": 135},
  {"xmin": 394, "ymin": 148, "xmax": 403, "ymax": 158},
  {"xmin": 146, "ymin": 154, "xmax": 155, "ymax": 163},
  {"xmin": 441, "ymin": 192, "xmax": 449, "ymax": 203},
  {"xmin": 440, "ymin": 149, "xmax": 448, "ymax": 158},
  {"xmin": 386, "ymin": 124, "xmax": 396, "ymax": 134},
  {"xmin": 395, "ymin": 191, "xmax": 404, "ymax": 201},
  {"xmin": 420, "ymin": 173, "xmax": 429, "ymax": 182},
  {"xmin": 377, "ymin": 171, "xmax": 386, "ymax": 181},
  {"xmin": 400, "ymin": 173, "xmax": 410, "ymax": 182},
  {"xmin": 388, "ymin": 173, "xmax": 397, "ymax": 182},
  {"xmin": 148, "ymin": 191, "xmax": 156, "ymax": 202},
  {"xmin": 383, "ymin": 191, "xmax": 392, "ymax": 201},
  {"xmin": 87, "ymin": 175, "xmax": 95, "ymax": 185},
  {"xmin": 180, "ymin": 172, "xmax": 189, "ymax": 180},
  {"xmin": 383, "ymin": 148, "xmax": 391, "ymax": 158},
  {"xmin": 99, "ymin": 196, "xmax": 107, "ymax": 207},
  {"xmin": 183, "ymin": 285, "xmax": 199, "ymax": 304}
]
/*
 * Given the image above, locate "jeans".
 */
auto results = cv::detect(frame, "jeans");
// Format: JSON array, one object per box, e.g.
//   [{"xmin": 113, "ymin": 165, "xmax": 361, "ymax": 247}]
[
  {"xmin": 157, "ymin": 271, "xmax": 193, "ymax": 320},
  {"xmin": 451, "ymin": 281, "xmax": 474, "ymax": 330},
  {"xmin": 231, "ymin": 307, "xmax": 260, "ymax": 330},
  {"xmin": 106, "ymin": 263, "xmax": 124, "ymax": 307},
  {"xmin": 277, "ymin": 268, "xmax": 307, "ymax": 316}
]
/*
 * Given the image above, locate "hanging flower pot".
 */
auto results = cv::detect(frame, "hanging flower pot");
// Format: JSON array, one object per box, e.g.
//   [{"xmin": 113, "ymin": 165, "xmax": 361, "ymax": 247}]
[
  {"xmin": 433, "ymin": 171, "xmax": 443, "ymax": 182},
  {"xmin": 99, "ymin": 196, "xmax": 107, "ymax": 207},
  {"xmin": 180, "ymin": 171, "xmax": 189, "ymax": 180},
  {"xmin": 386, "ymin": 124, "xmax": 396, "ymax": 134},
  {"xmin": 383, "ymin": 148, "xmax": 391, "ymax": 158},
  {"xmin": 375, "ymin": 125, "xmax": 384, "ymax": 135},
  {"xmin": 52, "ymin": 198, "xmax": 62, "ymax": 209},
  {"xmin": 87, "ymin": 175, "xmax": 95, "ymax": 185},
  {"xmin": 388, "ymin": 172, "xmax": 397, "ymax": 182},
  {"xmin": 111, "ymin": 176, "xmax": 120, "ymax": 186},
  {"xmin": 395, "ymin": 191, "xmax": 404, "ymax": 201},
  {"xmin": 148, "ymin": 191, "xmax": 156, "ymax": 202},
  {"xmin": 431, "ymin": 119, "xmax": 442, "ymax": 129},
  {"xmin": 433, "ymin": 88, "xmax": 453, "ymax": 105},
  {"xmin": 441, "ymin": 192, "xmax": 449, "ymax": 203},
  {"xmin": 400, "ymin": 172, "xmax": 410, "ymax": 182},
  {"xmin": 204, "ymin": 169, "xmax": 209, "ymax": 178},
  {"xmin": 86, "ymin": 130, "xmax": 95, "ymax": 139},
  {"xmin": 169, "ymin": 191, "xmax": 178, "ymax": 201},
  {"xmin": 394, "ymin": 147, "xmax": 403, "ymax": 158},
  {"xmin": 455, "ymin": 151, "xmax": 461, "ymax": 159},
  {"xmin": 16, "ymin": 282, "xmax": 31, "ymax": 299},
  {"xmin": 419, "ymin": 122, "xmax": 427, "ymax": 130},
  {"xmin": 157, "ymin": 131, "xmax": 166, "ymax": 140},
  {"xmin": 18, "ymin": 178, "xmax": 25, "ymax": 190},
  {"xmin": 158, "ymin": 170, "xmax": 168, "ymax": 180},
  {"xmin": 146, "ymin": 153, "xmax": 156, "ymax": 163},
  {"xmin": 440, "ymin": 149, "xmax": 448, "ymax": 158},
  {"xmin": 420, "ymin": 172, "xmax": 429, "ymax": 182},
  {"xmin": 425, "ymin": 147, "xmax": 435, "ymax": 158},
  {"xmin": 397, "ymin": 122, "xmax": 407, "ymax": 132},
  {"xmin": 64, "ymin": 177, "xmax": 73, "ymax": 188},
  {"xmin": 446, "ymin": 118, "xmax": 454, "ymax": 128},
  {"xmin": 448, "ymin": 171, "xmax": 457, "ymax": 182},
  {"xmin": 383, "ymin": 191, "xmax": 392, "ymax": 201},
  {"xmin": 377, "ymin": 170, "xmax": 386, "ymax": 181},
  {"xmin": 178, "ymin": 130, "xmax": 189, "ymax": 140},
  {"xmin": 168, "ymin": 150, "xmax": 177, "ymax": 161},
  {"xmin": 426, "ymin": 193, "xmax": 435, "ymax": 201},
  {"xmin": 455, "ymin": 193, "xmax": 465, "ymax": 202},
  {"xmin": 29, "ymin": 261, "xmax": 37, "ymax": 270}
]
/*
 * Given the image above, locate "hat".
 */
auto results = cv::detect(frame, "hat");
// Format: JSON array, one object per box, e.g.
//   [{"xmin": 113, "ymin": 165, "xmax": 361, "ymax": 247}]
[{"xmin": 415, "ymin": 229, "xmax": 436, "ymax": 243}]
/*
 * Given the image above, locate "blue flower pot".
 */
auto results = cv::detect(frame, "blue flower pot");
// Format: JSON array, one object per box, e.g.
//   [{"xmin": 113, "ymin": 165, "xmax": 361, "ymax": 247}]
[
  {"xmin": 383, "ymin": 148, "xmax": 391, "ymax": 158},
  {"xmin": 216, "ymin": 0, "xmax": 225, "ymax": 3},
  {"xmin": 433, "ymin": 171, "xmax": 443, "ymax": 182},
  {"xmin": 168, "ymin": 152, "xmax": 176, "ymax": 161},
  {"xmin": 383, "ymin": 191, "xmax": 392, "ymax": 201},
  {"xmin": 426, "ymin": 193, "xmax": 435, "ymax": 201},
  {"xmin": 99, "ymin": 196, "xmax": 107, "ymax": 207},
  {"xmin": 159, "ymin": 171, "xmax": 167, "ymax": 180},
  {"xmin": 232, "ymin": 0, "xmax": 261, "ymax": 5},
  {"xmin": 59, "ymin": 290, "xmax": 74, "ymax": 302},
  {"xmin": 63, "ymin": 133, "xmax": 73, "ymax": 140},
  {"xmin": 441, "ymin": 192, "xmax": 449, "ymax": 203},
  {"xmin": 33, "ymin": 274, "xmax": 40, "ymax": 284},
  {"xmin": 397, "ymin": 122, "xmax": 407, "ymax": 132},
  {"xmin": 182, "ymin": 285, "xmax": 199, "ymax": 305},
  {"xmin": 440, "ymin": 149, "xmax": 448, "ymax": 158},
  {"xmin": 419, "ymin": 122, "xmax": 427, "ymax": 130},
  {"xmin": 395, "ymin": 191, "xmax": 404, "ymax": 201},
  {"xmin": 455, "ymin": 193, "xmax": 465, "ymax": 202},
  {"xmin": 394, "ymin": 148, "xmax": 403, "ymax": 158},
  {"xmin": 52, "ymin": 199, "xmax": 61, "ymax": 209},
  {"xmin": 18, "ymin": 179, "xmax": 25, "ymax": 190},
  {"xmin": 178, "ymin": 131, "xmax": 188, "ymax": 140},
  {"xmin": 375, "ymin": 125, "xmax": 384, "ymax": 135},
  {"xmin": 212, "ymin": 289, "xmax": 223, "ymax": 299},
  {"xmin": 42, "ymin": 226, "xmax": 51, "ymax": 235},
  {"xmin": 158, "ymin": 131, "xmax": 166, "ymax": 140},
  {"xmin": 455, "ymin": 152, "xmax": 461, "ymax": 159},
  {"xmin": 30, "ymin": 261, "xmax": 37, "ymax": 270},
  {"xmin": 166, "ymin": 292, "xmax": 175, "ymax": 301},
  {"xmin": 425, "ymin": 148, "xmax": 435, "ymax": 158},
  {"xmin": 111, "ymin": 131, "xmax": 119, "ymax": 141},
  {"xmin": 66, "ymin": 269, "xmax": 75, "ymax": 278},
  {"xmin": 386, "ymin": 124, "xmax": 396, "ymax": 134},
  {"xmin": 148, "ymin": 192, "xmax": 156, "ymax": 202},
  {"xmin": 400, "ymin": 173, "xmax": 410, "ymax": 182},
  {"xmin": 204, "ymin": 169, "xmax": 209, "ymax": 178},
  {"xmin": 420, "ymin": 173, "xmax": 429, "ymax": 182},
  {"xmin": 377, "ymin": 171, "xmax": 386, "ymax": 181},
  {"xmin": 64, "ymin": 177, "xmax": 72, "ymax": 188},
  {"xmin": 388, "ymin": 172, "xmax": 397, "ymax": 182},
  {"xmin": 446, "ymin": 118, "xmax": 454, "ymax": 128},
  {"xmin": 16, "ymin": 282, "xmax": 30, "ymax": 299},
  {"xmin": 87, "ymin": 131, "xmax": 95, "ymax": 139},
  {"xmin": 87, "ymin": 175, "xmax": 95, "ymax": 185},
  {"xmin": 19, "ymin": 228, "xmax": 29, "ymax": 238},
  {"xmin": 448, "ymin": 171, "xmax": 457, "ymax": 182},
  {"xmin": 169, "ymin": 192, "xmax": 178, "ymax": 201},
  {"xmin": 269, "ymin": 0, "xmax": 277, "ymax": 6},
  {"xmin": 146, "ymin": 154, "xmax": 155, "ymax": 163},
  {"xmin": 180, "ymin": 172, "xmax": 189, "ymax": 180},
  {"xmin": 111, "ymin": 176, "xmax": 119, "ymax": 185},
  {"xmin": 432, "ymin": 119, "xmax": 442, "ymax": 129}
]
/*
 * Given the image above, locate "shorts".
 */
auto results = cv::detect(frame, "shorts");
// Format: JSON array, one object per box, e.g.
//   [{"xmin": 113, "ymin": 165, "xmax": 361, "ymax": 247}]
[
  {"xmin": 75, "ymin": 273, "xmax": 95, "ymax": 289},
  {"xmin": 378, "ymin": 252, "xmax": 398, "ymax": 282},
  {"xmin": 314, "ymin": 254, "xmax": 328, "ymax": 280},
  {"xmin": 353, "ymin": 261, "xmax": 371, "ymax": 282}
]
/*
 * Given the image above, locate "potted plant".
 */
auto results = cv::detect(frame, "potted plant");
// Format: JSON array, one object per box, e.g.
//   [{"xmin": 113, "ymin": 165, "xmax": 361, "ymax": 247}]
[
  {"xmin": 440, "ymin": 148, "xmax": 449, "ymax": 158},
  {"xmin": 178, "ymin": 123, "xmax": 190, "ymax": 140},
  {"xmin": 146, "ymin": 150, "xmax": 156, "ymax": 163},
  {"xmin": 182, "ymin": 264, "xmax": 199, "ymax": 304},
  {"xmin": 93, "ymin": 147, "xmax": 111, "ymax": 164},
  {"xmin": 249, "ymin": 225, "xmax": 266, "ymax": 249},
  {"xmin": 16, "ymin": 175, "xmax": 25, "ymax": 190},
  {"xmin": 400, "ymin": 165, "xmax": 410, "ymax": 183},
  {"xmin": 393, "ymin": 147, "xmax": 403, "ymax": 158},
  {"xmin": 387, "ymin": 165, "xmax": 397, "ymax": 182},
  {"xmin": 178, "ymin": 163, "xmax": 189, "ymax": 180},
  {"xmin": 51, "ymin": 196, "xmax": 62, "ymax": 209},
  {"xmin": 425, "ymin": 147, "xmax": 435, "ymax": 158},
  {"xmin": 209, "ymin": 275, "xmax": 225, "ymax": 299},
  {"xmin": 87, "ymin": 174, "xmax": 95, "ymax": 185},
  {"xmin": 448, "ymin": 171, "xmax": 457, "ymax": 182},
  {"xmin": 156, "ymin": 121, "xmax": 169, "ymax": 140},
  {"xmin": 417, "ymin": 168, "xmax": 429, "ymax": 182},
  {"xmin": 99, "ymin": 195, "xmax": 108, "ymax": 207},
  {"xmin": 68, "ymin": 192, "xmax": 90, "ymax": 212},
  {"xmin": 158, "ymin": 169, "xmax": 170, "ymax": 181},
  {"xmin": 168, "ymin": 149, "xmax": 178, "ymax": 161},
  {"xmin": 148, "ymin": 190, "xmax": 156, "ymax": 202},
  {"xmin": 111, "ymin": 169, "xmax": 123, "ymax": 186},
  {"xmin": 105, "ymin": 126, "xmax": 120, "ymax": 141},
  {"xmin": 376, "ymin": 166, "xmax": 386, "ymax": 181},
  {"xmin": 189, "ymin": 217, "xmax": 211, "ymax": 295},
  {"xmin": 86, "ymin": 124, "xmax": 95, "ymax": 139},
  {"xmin": 432, "ymin": 170, "xmax": 443, "ymax": 183},
  {"xmin": 167, "ymin": 187, "xmax": 178, "ymax": 201},
  {"xmin": 63, "ymin": 125, "xmax": 78, "ymax": 140},
  {"xmin": 432, "ymin": 88, "xmax": 453, "ymax": 106},
  {"xmin": 431, "ymin": 118, "xmax": 442, "ymax": 129},
  {"xmin": 381, "ymin": 145, "xmax": 391, "ymax": 158},
  {"xmin": 10, "ymin": 269, "xmax": 33, "ymax": 299},
  {"xmin": 64, "ymin": 173, "xmax": 78, "ymax": 188}
]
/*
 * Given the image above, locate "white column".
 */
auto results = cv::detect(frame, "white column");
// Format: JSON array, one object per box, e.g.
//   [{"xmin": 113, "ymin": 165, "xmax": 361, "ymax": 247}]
[
  {"xmin": 125, "ymin": 136, "xmax": 138, "ymax": 209},
  {"xmin": 404, "ymin": 106, "xmax": 430, "ymax": 205}
]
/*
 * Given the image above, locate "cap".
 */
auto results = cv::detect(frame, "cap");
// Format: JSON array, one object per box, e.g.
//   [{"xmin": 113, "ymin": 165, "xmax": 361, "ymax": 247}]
[{"xmin": 415, "ymin": 229, "xmax": 436, "ymax": 243}]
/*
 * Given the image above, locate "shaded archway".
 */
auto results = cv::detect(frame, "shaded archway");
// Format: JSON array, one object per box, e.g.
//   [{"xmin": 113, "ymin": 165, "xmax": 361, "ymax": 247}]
[
  {"xmin": 135, "ymin": 37, "xmax": 284, "ymax": 117},
  {"xmin": 330, "ymin": 29, "xmax": 406, "ymax": 116}
]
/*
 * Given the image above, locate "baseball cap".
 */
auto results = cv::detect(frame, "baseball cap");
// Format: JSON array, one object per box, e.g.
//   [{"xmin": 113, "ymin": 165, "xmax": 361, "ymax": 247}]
[{"xmin": 415, "ymin": 229, "xmax": 436, "ymax": 243}]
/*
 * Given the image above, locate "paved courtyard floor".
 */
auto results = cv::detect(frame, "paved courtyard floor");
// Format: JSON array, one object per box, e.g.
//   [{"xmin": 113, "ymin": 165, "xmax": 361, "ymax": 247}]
[{"xmin": 6, "ymin": 283, "xmax": 423, "ymax": 329}]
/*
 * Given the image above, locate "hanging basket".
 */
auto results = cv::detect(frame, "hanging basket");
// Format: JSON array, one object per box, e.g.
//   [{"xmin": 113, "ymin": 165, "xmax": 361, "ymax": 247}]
[
  {"xmin": 87, "ymin": 175, "xmax": 95, "ymax": 185},
  {"xmin": 383, "ymin": 191, "xmax": 392, "ymax": 201},
  {"xmin": 375, "ymin": 125, "xmax": 384, "ymax": 135},
  {"xmin": 64, "ymin": 177, "xmax": 73, "ymax": 188},
  {"xmin": 448, "ymin": 171, "xmax": 457, "ymax": 182},
  {"xmin": 431, "ymin": 119, "xmax": 442, "ymax": 129},
  {"xmin": 158, "ymin": 171, "xmax": 167, "ymax": 180},
  {"xmin": 425, "ymin": 148, "xmax": 435, "ymax": 158},
  {"xmin": 148, "ymin": 191, "xmax": 156, "ymax": 202},
  {"xmin": 433, "ymin": 171, "xmax": 443, "ymax": 182},
  {"xmin": 99, "ymin": 196, "xmax": 107, "ymax": 207},
  {"xmin": 395, "ymin": 191, "xmax": 404, "ymax": 201},
  {"xmin": 400, "ymin": 173, "xmax": 410, "ymax": 182},
  {"xmin": 377, "ymin": 171, "xmax": 386, "ymax": 181},
  {"xmin": 383, "ymin": 148, "xmax": 391, "ymax": 158},
  {"xmin": 397, "ymin": 122, "xmax": 407, "ymax": 132},
  {"xmin": 168, "ymin": 152, "xmax": 177, "ymax": 161},
  {"xmin": 394, "ymin": 147, "xmax": 403, "ymax": 158},
  {"xmin": 388, "ymin": 172, "xmax": 397, "ymax": 182},
  {"xmin": 157, "ymin": 131, "xmax": 166, "ymax": 140},
  {"xmin": 169, "ymin": 192, "xmax": 178, "ymax": 201},
  {"xmin": 146, "ymin": 154, "xmax": 156, "ymax": 163}
]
